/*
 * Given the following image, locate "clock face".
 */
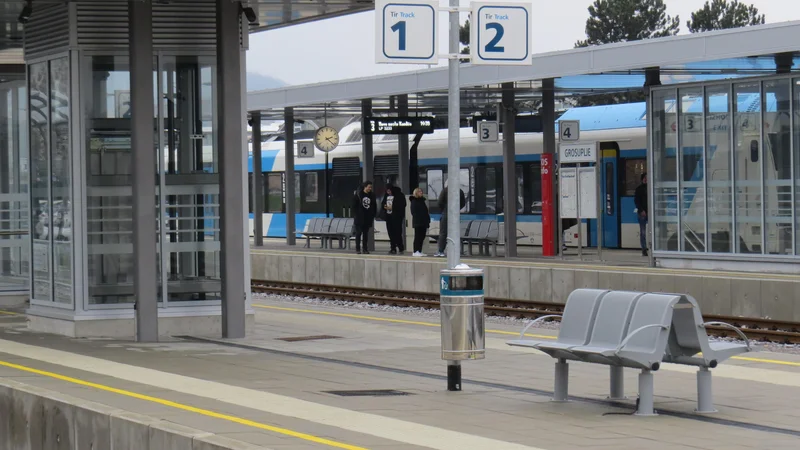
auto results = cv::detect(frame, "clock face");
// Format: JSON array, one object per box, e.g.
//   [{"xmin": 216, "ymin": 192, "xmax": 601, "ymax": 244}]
[{"xmin": 314, "ymin": 126, "xmax": 339, "ymax": 152}]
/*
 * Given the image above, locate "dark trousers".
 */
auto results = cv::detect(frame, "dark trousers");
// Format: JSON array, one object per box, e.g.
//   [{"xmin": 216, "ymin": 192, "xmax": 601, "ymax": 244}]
[
  {"xmin": 355, "ymin": 225, "xmax": 370, "ymax": 251},
  {"xmin": 437, "ymin": 214, "xmax": 448, "ymax": 253},
  {"xmin": 386, "ymin": 220, "xmax": 404, "ymax": 252},
  {"xmin": 413, "ymin": 227, "xmax": 427, "ymax": 253},
  {"xmin": 638, "ymin": 213, "xmax": 648, "ymax": 251}
]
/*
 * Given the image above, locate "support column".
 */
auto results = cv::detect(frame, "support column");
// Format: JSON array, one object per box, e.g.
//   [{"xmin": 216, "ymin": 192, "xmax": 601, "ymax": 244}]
[
  {"xmin": 501, "ymin": 83, "xmax": 517, "ymax": 257},
  {"xmin": 217, "ymin": 0, "xmax": 246, "ymax": 338},
  {"xmin": 398, "ymin": 95, "xmax": 410, "ymax": 193},
  {"xmin": 361, "ymin": 98, "xmax": 375, "ymax": 251},
  {"xmin": 644, "ymin": 67, "xmax": 661, "ymax": 268},
  {"xmin": 129, "ymin": 0, "xmax": 158, "ymax": 342},
  {"xmin": 251, "ymin": 112, "xmax": 263, "ymax": 246},
  {"xmin": 542, "ymin": 78, "xmax": 557, "ymax": 255},
  {"xmin": 285, "ymin": 107, "xmax": 296, "ymax": 245}
]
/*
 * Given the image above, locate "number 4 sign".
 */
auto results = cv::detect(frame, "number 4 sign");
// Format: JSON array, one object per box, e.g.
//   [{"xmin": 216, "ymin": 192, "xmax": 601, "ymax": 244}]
[
  {"xmin": 471, "ymin": 2, "xmax": 531, "ymax": 65},
  {"xmin": 559, "ymin": 120, "xmax": 580, "ymax": 142}
]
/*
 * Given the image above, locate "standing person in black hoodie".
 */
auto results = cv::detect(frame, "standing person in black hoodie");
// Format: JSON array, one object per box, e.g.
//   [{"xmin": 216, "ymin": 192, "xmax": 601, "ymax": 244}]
[
  {"xmin": 634, "ymin": 173, "xmax": 648, "ymax": 256},
  {"xmin": 409, "ymin": 188, "xmax": 430, "ymax": 256},
  {"xmin": 352, "ymin": 181, "xmax": 376, "ymax": 254},
  {"xmin": 381, "ymin": 184, "xmax": 407, "ymax": 254}
]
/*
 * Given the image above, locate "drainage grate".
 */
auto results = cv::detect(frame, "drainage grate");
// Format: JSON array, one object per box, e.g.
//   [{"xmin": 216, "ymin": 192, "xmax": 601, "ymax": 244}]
[
  {"xmin": 276, "ymin": 335, "xmax": 341, "ymax": 342},
  {"xmin": 325, "ymin": 389, "xmax": 412, "ymax": 397}
]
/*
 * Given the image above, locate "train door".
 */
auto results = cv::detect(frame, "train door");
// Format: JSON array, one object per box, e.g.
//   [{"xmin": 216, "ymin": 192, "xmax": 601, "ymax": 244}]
[{"xmin": 600, "ymin": 142, "xmax": 620, "ymax": 248}]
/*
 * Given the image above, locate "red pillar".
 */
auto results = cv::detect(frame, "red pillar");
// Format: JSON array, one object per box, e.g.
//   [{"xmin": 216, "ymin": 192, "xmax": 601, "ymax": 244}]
[{"xmin": 541, "ymin": 153, "xmax": 555, "ymax": 256}]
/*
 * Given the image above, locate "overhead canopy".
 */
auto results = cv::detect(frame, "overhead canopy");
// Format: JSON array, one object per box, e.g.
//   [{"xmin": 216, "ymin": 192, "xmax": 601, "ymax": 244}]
[
  {"xmin": 0, "ymin": 0, "xmax": 371, "ymax": 52},
  {"xmin": 248, "ymin": 20, "xmax": 800, "ymax": 120}
]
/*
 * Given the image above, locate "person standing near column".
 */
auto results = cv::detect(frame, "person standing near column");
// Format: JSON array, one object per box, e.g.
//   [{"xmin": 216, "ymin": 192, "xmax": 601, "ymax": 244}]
[
  {"xmin": 434, "ymin": 181, "xmax": 466, "ymax": 257},
  {"xmin": 353, "ymin": 181, "xmax": 376, "ymax": 255},
  {"xmin": 382, "ymin": 183, "xmax": 407, "ymax": 254},
  {"xmin": 409, "ymin": 188, "xmax": 430, "ymax": 256},
  {"xmin": 634, "ymin": 173, "xmax": 649, "ymax": 256}
]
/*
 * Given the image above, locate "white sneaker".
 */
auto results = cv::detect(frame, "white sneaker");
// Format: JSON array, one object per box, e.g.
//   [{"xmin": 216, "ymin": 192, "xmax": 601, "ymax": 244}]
[
  {"xmin": 434, "ymin": 252, "xmax": 445, "ymax": 257},
  {"xmin": 413, "ymin": 251, "xmax": 424, "ymax": 257}
]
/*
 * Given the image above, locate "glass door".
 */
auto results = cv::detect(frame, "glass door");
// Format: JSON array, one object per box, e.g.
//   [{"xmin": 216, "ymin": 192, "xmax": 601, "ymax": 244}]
[
  {"xmin": 0, "ymin": 81, "xmax": 28, "ymax": 294},
  {"xmin": 158, "ymin": 55, "xmax": 220, "ymax": 304}
]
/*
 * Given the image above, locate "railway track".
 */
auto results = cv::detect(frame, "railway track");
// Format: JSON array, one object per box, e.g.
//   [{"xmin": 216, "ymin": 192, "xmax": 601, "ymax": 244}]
[{"xmin": 252, "ymin": 280, "xmax": 800, "ymax": 344}]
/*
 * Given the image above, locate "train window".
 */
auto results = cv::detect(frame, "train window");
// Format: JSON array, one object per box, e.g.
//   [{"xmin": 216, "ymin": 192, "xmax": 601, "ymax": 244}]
[
  {"xmin": 293, "ymin": 173, "xmax": 301, "ymax": 211},
  {"xmin": 605, "ymin": 163, "xmax": 615, "ymax": 215},
  {"xmin": 305, "ymin": 172, "xmax": 319, "ymax": 202},
  {"xmin": 460, "ymin": 168, "xmax": 470, "ymax": 213},
  {"xmin": 248, "ymin": 173, "xmax": 253, "ymax": 213},
  {"xmin": 346, "ymin": 129, "xmax": 362, "ymax": 143},
  {"xmin": 486, "ymin": 167, "xmax": 497, "ymax": 214},
  {"xmin": 623, "ymin": 159, "xmax": 647, "ymax": 196},
  {"xmin": 530, "ymin": 164, "xmax": 541, "ymax": 214},
  {"xmin": 516, "ymin": 165, "xmax": 524, "ymax": 213},
  {"xmin": 266, "ymin": 173, "xmax": 283, "ymax": 212},
  {"xmin": 427, "ymin": 169, "xmax": 443, "ymax": 208}
]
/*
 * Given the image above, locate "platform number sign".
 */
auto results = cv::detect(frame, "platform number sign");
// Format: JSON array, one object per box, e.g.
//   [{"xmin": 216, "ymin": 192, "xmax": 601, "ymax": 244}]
[
  {"xmin": 471, "ymin": 2, "xmax": 531, "ymax": 65},
  {"xmin": 478, "ymin": 121, "xmax": 499, "ymax": 142},
  {"xmin": 559, "ymin": 120, "xmax": 580, "ymax": 142},
  {"xmin": 375, "ymin": 0, "xmax": 438, "ymax": 64},
  {"xmin": 297, "ymin": 141, "xmax": 314, "ymax": 158}
]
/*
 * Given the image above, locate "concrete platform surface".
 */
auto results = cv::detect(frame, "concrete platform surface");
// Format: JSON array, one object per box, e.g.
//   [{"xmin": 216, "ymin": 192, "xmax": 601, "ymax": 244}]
[{"xmin": 2, "ymin": 300, "xmax": 800, "ymax": 449}]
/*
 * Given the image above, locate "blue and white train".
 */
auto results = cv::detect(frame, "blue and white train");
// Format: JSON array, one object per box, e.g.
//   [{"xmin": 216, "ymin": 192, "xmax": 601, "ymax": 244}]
[{"xmin": 248, "ymin": 102, "xmax": 650, "ymax": 249}]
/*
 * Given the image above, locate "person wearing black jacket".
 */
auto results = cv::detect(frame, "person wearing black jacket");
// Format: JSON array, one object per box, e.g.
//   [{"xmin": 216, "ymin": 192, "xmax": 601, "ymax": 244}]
[
  {"xmin": 352, "ymin": 181, "xmax": 376, "ymax": 254},
  {"xmin": 381, "ymin": 184, "xmax": 407, "ymax": 254},
  {"xmin": 409, "ymin": 188, "xmax": 431, "ymax": 256},
  {"xmin": 634, "ymin": 173, "xmax": 648, "ymax": 256},
  {"xmin": 435, "ymin": 183, "xmax": 466, "ymax": 257}
]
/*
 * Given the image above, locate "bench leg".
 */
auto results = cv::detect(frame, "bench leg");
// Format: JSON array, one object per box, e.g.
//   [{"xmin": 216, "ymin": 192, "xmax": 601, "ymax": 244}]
[
  {"xmin": 552, "ymin": 358, "xmax": 569, "ymax": 402},
  {"xmin": 608, "ymin": 366, "xmax": 626, "ymax": 400},
  {"xmin": 695, "ymin": 367, "xmax": 717, "ymax": 413},
  {"xmin": 635, "ymin": 369, "xmax": 657, "ymax": 416}
]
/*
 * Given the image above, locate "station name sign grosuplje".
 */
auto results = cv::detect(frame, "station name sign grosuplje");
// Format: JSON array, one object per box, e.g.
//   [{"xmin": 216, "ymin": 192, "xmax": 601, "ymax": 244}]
[{"xmin": 362, "ymin": 116, "xmax": 436, "ymax": 135}]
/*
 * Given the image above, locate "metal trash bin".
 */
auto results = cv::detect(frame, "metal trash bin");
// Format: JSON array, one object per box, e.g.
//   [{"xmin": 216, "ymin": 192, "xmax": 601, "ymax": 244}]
[{"xmin": 440, "ymin": 266, "xmax": 485, "ymax": 360}]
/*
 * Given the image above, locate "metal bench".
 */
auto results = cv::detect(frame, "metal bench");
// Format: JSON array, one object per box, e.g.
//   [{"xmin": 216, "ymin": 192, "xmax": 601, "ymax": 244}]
[
  {"xmin": 507, "ymin": 289, "xmax": 749, "ymax": 416},
  {"xmin": 297, "ymin": 218, "xmax": 332, "ymax": 248},
  {"xmin": 328, "ymin": 218, "xmax": 354, "ymax": 249}
]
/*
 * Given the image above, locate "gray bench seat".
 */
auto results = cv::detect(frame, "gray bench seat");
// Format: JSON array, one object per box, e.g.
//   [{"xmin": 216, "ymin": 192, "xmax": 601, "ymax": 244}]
[{"xmin": 507, "ymin": 288, "xmax": 755, "ymax": 416}]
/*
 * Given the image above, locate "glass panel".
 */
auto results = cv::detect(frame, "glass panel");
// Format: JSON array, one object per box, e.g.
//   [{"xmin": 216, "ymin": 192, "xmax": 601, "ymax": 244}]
[
  {"xmin": 161, "ymin": 55, "xmax": 220, "ymax": 303},
  {"xmin": 763, "ymin": 79, "xmax": 792, "ymax": 255},
  {"xmin": 50, "ymin": 57, "xmax": 72, "ymax": 304},
  {"xmin": 485, "ymin": 167, "xmax": 497, "ymax": 214},
  {"xmin": 679, "ymin": 88, "xmax": 705, "ymax": 252},
  {"xmin": 794, "ymin": 78, "xmax": 800, "ymax": 255},
  {"xmin": 29, "ymin": 61, "xmax": 51, "ymax": 301},
  {"xmin": 705, "ymin": 85, "xmax": 733, "ymax": 253},
  {"xmin": 266, "ymin": 173, "xmax": 283, "ymax": 212},
  {"xmin": 459, "ymin": 168, "xmax": 469, "ymax": 213},
  {"xmin": 0, "ymin": 81, "xmax": 29, "ymax": 293},
  {"xmin": 623, "ymin": 159, "xmax": 646, "ymax": 196},
  {"xmin": 86, "ymin": 55, "xmax": 134, "ymax": 304},
  {"xmin": 651, "ymin": 89, "xmax": 678, "ymax": 251},
  {"xmin": 426, "ymin": 169, "xmax": 443, "ymax": 213},
  {"xmin": 734, "ymin": 82, "xmax": 762, "ymax": 254}
]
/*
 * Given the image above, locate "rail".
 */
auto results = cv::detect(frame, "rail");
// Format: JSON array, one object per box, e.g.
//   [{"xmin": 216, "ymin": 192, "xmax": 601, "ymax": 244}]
[{"xmin": 251, "ymin": 279, "xmax": 800, "ymax": 344}]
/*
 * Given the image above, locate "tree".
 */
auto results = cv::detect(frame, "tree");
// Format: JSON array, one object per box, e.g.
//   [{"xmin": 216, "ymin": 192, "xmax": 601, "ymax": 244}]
[
  {"xmin": 575, "ymin": 0, "xmax": 680, "ymax": 48},
  {"xmin": 459, "ymin": 19, "xmax": 470, "ymax": 54},
  {"xmin": 687, "ymin": 0, "xmax": 765, "ymax": 33}
]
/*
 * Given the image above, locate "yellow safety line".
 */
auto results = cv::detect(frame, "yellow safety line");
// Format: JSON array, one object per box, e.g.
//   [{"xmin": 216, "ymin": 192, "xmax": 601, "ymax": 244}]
[
  {"xmin": 0, "ymin": 359, "xmax": 367, "ymax": 450},
  {"xmin": 253, "ymin": 304, "xmax": 557, "ymax": 339},
  {"xmin": 0, "ymin": 310, "xmax": 18, "ymax": 316},
  {"xmin": 253, "ymin": 304, "xmax": 800, "ymax": 368}
]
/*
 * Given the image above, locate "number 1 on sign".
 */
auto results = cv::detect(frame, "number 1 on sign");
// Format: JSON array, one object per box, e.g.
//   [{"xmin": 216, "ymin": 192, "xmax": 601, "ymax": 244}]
[{"xmin": 391, "ymin": 21, "xmax": 406, "ymax": 51}]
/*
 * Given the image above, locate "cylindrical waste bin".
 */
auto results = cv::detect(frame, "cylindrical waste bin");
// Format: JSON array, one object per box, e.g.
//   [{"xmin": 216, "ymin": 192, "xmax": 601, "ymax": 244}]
[{"xmin": 440, "ymin": 266, "xmax": 485, "ymax": 360}]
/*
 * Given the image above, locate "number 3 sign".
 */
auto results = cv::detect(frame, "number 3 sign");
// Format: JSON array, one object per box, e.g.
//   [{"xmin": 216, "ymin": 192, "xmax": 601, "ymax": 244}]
[{"xmin": 471, "ymin": 2, "xmax": 531, "ymax": 65}]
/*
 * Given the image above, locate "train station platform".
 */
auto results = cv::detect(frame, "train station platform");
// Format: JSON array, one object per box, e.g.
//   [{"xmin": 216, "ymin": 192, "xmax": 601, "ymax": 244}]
[
  {"xmin": 250, "ymin": 241, "xmax": 800, "ymax": 321},
  {"xmin": 2, "ymin": 298, "xmax": 800, "ymax": 449}
]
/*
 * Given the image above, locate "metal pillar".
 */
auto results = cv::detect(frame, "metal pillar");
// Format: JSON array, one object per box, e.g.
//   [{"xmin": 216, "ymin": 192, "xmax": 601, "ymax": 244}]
[
  {"xmin": 361, "ymin": 98, "xmax": 375, "ymax": 251},
  {"xmin": 217, "ymin": 0, "xmax": 247, "ymax": 338},
  {"xmin": 553, "ymin": 359, "xmax": 569, "ymax": 402},
  {"xmin": 636, "ymin": 369, "xmax": 657, "ymax": 416},
  {"xmin": 251, "ymin": 112, "xmax": 264, "ymax": 246},
  {"xmin": 609, "ymin": 366, "xmax": 625, "ymax": 400},
  {"xmin": 285, "ymin": 107, "xmax": 296, "ymax": 245},
  {"xmin": 501, "ymin": 84, "xmax": 517, "ymax": 257},
  {"xmin": 446, "ymin": 0, "xmax": 461, "ymax": 270},
  {"xmin": 398, "ymin": 95, "xmax": 410, "ymax": 193},
  {"xmin": 542, "ymin": 79, "xmax": 557, "ymax": 251},
  {"xmin": 129, "ymin": 0, "xmax": 158, "ymax": 342},
  {"xmin": 696, "ymin": 367, "xmax": 717, "ymax": 413},
  {"xmin": 644, "ymin": 67, "xmax": 661, "ymax": 268}
]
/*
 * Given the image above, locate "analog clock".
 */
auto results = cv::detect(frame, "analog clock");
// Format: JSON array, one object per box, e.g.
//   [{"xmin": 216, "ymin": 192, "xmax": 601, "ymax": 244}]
[{"xmin": 314, "ymin": 126, "xmax": 339, "ymax": 152}]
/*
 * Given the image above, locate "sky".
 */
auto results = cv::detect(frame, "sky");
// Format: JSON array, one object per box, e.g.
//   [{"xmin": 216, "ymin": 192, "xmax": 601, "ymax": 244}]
[{"xmin": 246, "ymin": 0, "xmax": 800, "ymax": 87}]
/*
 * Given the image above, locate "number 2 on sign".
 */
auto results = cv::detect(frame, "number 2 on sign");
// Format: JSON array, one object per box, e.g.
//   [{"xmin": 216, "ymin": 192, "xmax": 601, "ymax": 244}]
[
  {"xmin": 391, "ymin": 21, "xmax": 407, "ymax": 51},
  {"xmin": 485, "ymin": 23, "xmax": 504, "ymax": 53}
]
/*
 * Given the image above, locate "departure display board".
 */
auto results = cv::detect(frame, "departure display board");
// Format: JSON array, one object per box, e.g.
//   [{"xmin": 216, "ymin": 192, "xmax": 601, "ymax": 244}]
[{"xmin": 362, "ymin": 116, "xmax": 435, "ymax": 135}]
